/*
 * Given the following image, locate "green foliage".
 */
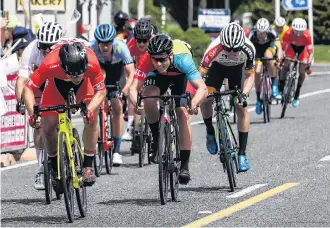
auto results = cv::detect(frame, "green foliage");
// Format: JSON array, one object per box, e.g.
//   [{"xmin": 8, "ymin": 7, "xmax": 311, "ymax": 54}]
[{"xmin": 165, "ymin": 27, "xmax": 211, "ymax": 65}]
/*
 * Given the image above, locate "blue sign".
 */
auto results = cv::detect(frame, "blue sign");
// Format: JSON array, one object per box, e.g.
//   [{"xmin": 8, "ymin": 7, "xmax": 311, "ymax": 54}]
[
  {"xmin": 282, "ymin": 0, "xmax": 309, "ymax": 11},
  {"xmin": 198, "ymin": 9, "xmax": 231, "ymax": 32}
]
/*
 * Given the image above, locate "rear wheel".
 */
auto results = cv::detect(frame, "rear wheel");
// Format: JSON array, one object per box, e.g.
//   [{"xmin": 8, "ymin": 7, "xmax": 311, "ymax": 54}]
[
  {"xmin": 94, "ymin": 109, "xmax": 104, "ymax": 177},
  {"xmin": 281, "ymin": 77, "xmax": 294, "ymax": 118},
  {"xmin": 139, "ymin": 114, "xmax": 148, "ymax": 167},
  {"xmin": 43, "ymin": 149, "xmax": 53, "ymax": 204},
  {"xmin": 59, "ymin": 132, "xmax": 74, "ymax": 222},
  {"xmin": 170, "ymin": 121, "xmax": 180, "ymax": 201}
]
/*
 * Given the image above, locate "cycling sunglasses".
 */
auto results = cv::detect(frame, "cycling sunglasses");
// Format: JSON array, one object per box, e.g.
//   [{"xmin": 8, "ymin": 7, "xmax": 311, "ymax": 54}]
[
  {"xmin": 37, "ymin": 42, "xmax": 53, "ymax": 51},
  {"xmin": 136, "ymin": 38, "xmax": 149, "ymax": 44},
  {"xmin": 222, "ymin": 45, "xmax": 242, "ymax": 53},
  {"xmin": 151, "ymin": 56, "xmax": 168, "ymax": 63}
]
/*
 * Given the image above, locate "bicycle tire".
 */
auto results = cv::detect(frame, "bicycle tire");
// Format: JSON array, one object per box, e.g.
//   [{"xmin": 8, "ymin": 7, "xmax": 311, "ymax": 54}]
[
  {"xmin": 59, "ymin": 132, "xmax": 74, "ymax": 222},
  {"xmin": 170, "ymin": 120, "xmax": 180, "ymax": 201},
  {"xmin": 43, "ymin": 149, "xmax": 53, "ymax": 204},
  {"xmin": 105, "ymin": 112, "xmax": 114, "ymax": 174},
  {"xmin": 94, "ymin": 110, "xmax": 104, "ymax": 177},
  {"xmin": 139, "ymin": 114, "xmax": 147, "ymax": 167},
  {"xmin": 73, "ymin": 128, "xmax": 87, "ymax": 218},
  {"xmin": 218, "ymin": 119, "xmax": 236, "ymax": 192},
  {"xmin": 281, "ymin": 77, "xmax": 294, "ymax": 118},
  {"xmin": 262, "ymin": 79, "xmax": 268, "ymax": 124},
  {"xmin": 158, "ymin": 120, "xmax": 169, "ymax": 205}
]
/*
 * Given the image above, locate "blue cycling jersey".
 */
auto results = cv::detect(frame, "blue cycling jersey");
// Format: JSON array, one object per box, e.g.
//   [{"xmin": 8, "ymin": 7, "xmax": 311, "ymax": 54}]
[{"xmin": 90, "ymin": 38, "xmax": 134, "ymax": 65}]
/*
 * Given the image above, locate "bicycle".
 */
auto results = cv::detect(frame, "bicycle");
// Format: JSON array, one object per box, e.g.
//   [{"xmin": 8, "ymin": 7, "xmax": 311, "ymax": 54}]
[
  {"xmin": 138, "ymin": 109, "xmax": 152, "ymax": 167},
  {"xmin": 137, "ymin": 90, "xmax": 192, "ymax": 205},
  {"xmin": 207, "ymin": 87, "xmax": 247, "ymax": 192},
  {"xmin": 280, "ymin": 55, "xmax": 299, "ymax": 118},
  {"xmin": 93, "ymin": 83, "xmax": 121, "ymax": 176},
  {"xmin": 33, "ymin": 93, "xmax": 88, "ymax": 223},
  {"xmin": 256, "ymin": 57, "xmax": 278, "ymax": 123}
]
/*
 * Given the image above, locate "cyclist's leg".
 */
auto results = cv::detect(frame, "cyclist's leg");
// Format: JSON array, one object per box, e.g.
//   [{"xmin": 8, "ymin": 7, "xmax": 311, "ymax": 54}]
[
  {"xmin": 200, "ymin": 62, "xmax": 224, "ymax": 154},
  {"xmin": 76, "ymin": 79, "xmax": 99, "ymax": 184},
  {"xmin": 293, "ymin": 46, "xmax": 309, "ymax": 106},
  {"xmin": 265, "ymin": 42, "xmax": 279, "ymax": 96},
  {"xmin": 228, "ymin": 65, "xmax": 250, "ymax": 171},
  {"xmin": 142, "ymin": 74, "xmax": 168, "ymax": 163}
]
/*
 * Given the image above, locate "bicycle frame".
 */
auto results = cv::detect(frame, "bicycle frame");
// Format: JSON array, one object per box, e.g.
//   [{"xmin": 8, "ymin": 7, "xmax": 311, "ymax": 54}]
[{"xmin": 56, "ymin": 111, "xmax": 84, "ymax": 189}]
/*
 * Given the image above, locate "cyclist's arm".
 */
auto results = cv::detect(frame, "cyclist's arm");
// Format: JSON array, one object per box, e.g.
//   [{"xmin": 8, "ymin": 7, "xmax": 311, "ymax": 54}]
[
  {"xmin": 243, "ymin": 68, "xmax": 255, "ymax": 95},
  {"xmin": 175, "ymin": 53, "xmax": 207, "ymax": 106},
  {"xmin": 122, "ymin": 63, "xmax": 135, "ymax": 95},
  {"xmin": 15, "ymin": 77, "xmax": 29, "ymax": 102},
  {"xmin": 88, "ymin": 71, "xmax": 106, "ymax": 113},
  {"xmin": 306, "ymin": 33, "xmax": 314, "ymax": 64},
  {"xmin": 129, "ymin": 78, "xmax": 144, "ymax": 107},
  {"xmin": 275, "ymin": 40, "xmax": 283, "ymax": 60}
]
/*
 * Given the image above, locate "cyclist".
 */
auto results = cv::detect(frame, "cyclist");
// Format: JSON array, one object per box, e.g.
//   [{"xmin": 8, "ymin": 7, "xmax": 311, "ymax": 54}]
[
  {"xmin": 91, "ymin": 24, "xmax": 135, "ymax": 166},
  {"xmin": 272, "ymin": 16, "xmax": 289, "ymax": 45},
  {"xmin": 15, "ymin": 21, "xmax": 63, "ymax": 190},
  {"xmin": 114, "ymin": 10, "xmax": 130, "ymax": 43},
  {"xmin": 23, "ymin": 40, "xmax": 106, "ymax": 191},
  {"xmin": 199, "ymin": 22, "xmax": 256, "ymax": 172},
  {"xmin": 248, "ymin": 18, "xmax": 283, "ymax": 115},
  {"xmin": 126, "ymin": 19, "xmax": 155, "ymax": 150},
  {"xmin": 278, "ymin": 18, "xmax": 313, "ymax": 107},
  {"xmin": 126, "ymin": 18, "xmax": 137, "ymax": 43},
  {"xmin": 129, "ymin": 34, "xmax": 207, "ymax": 184},
  {"xmin": 230, "ymin": 16, "xmax": 250, "ymax": 36}
]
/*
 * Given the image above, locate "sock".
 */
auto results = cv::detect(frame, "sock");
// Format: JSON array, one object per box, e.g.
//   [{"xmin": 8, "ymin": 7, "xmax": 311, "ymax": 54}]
[
  {"xmin": 113, "ymin": 136, "xmax": 122, "ymax": 153},
  {"xmin": 256, "ymin": 92, "xmax": 261, "ymax": 101},
  {"xmin": 294, "ymin": 83, "xmax": 302, "ymax": 100},
  {"xmin": 35, "ymin": 148, "xmax": 43, "ymax": 172},
  {"xmin": 148, "ymin": 121, "xmax": 159, "ymax": 142},
  {"xmin": 180, "ymin": 150, "xmax": 191, "ymax": 170},
  {"xmin": 238, "ymin": 131, "xmax": 248, "ymax": 156},
  {"xmin": 128, "ymin": 116, "xmax": 134, "ymax": 127},
  {"xmin": 83, "ymin": 155, "xmax": 94, "ymax": 168},
  {"xmin": 203, "ymin": 117, "xmax": 214, "ymax": 135}
]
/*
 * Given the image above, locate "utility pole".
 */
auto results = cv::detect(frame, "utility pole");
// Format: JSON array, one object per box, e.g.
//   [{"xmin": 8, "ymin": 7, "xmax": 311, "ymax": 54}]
[
  {"xmin": 161, "ymin": 4, "xmax": 166, "ymax": 30},
  {"xmin": 188, "ymin": 0, "xmax": 193, "ymax": 28},
  {"xmin": 138, "ymin": 0, "xmax": 144, "ymax": 19},
  {"xmin": 122, "ymin": 0, "xmax": 129, "ymax": 13},
  {"xmin": 225, "ymin": 0, "xmax": 230, "ymax": 10}
]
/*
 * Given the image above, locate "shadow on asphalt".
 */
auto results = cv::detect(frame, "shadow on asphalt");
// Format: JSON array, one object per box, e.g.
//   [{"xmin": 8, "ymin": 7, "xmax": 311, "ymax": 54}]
[
  {"xmin": 98, "ymin": 198, "xmax": 161, "ymax": 206},
  {"xmin": 1, "ymin": 215, "xmax": 81, "ymax": 224},
  {"xmin": 180, "ymin": 185, "xmax": 241, "ymax": 193},
  {"xmin": 1, "ymin": 198, "xmax": 45, "ymax": 206}
]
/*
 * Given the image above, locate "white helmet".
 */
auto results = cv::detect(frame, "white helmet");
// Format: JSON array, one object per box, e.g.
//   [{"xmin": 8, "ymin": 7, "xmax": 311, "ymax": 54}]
[
  {"xmin": 274, "ymin": 16, "xmax": 286, "ymax": 27},
  {"xmin": 256, "ymin": 18, "xmax": 270, "ymax": 33},
  {"xmin": 220, "ymin": 22, "xmax": 245, "ymax": 49},
  {"xmin": 37, "ymin": 21, "xmax": 63, "ymax": 44},
  {"xmin": 292, "ymin": 18, "xmax": 307, "ymax": 32}
]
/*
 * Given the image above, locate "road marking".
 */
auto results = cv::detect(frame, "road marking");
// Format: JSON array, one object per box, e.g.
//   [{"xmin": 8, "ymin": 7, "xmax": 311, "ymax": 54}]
[
  {"xmin": 319, "ymin": 155, "xmax": 330, "ymax": 162},
  {"xmin": 226, "ymin": 184, "xmax": 267, "ymax": 198},
  {"xmin": 182, "ymin": 182, "xmax": 299, "ymax": 228},
  {"xmin": 311, "ymin": 71, "xmax": 330, "ymax": 76},
  {"xmin": 198, "ymin": 211, "xmax": 213, "ymax": 214},
  {"xmin": 0, "ymin": 160, "xmax": 37, "ymax": 171}
]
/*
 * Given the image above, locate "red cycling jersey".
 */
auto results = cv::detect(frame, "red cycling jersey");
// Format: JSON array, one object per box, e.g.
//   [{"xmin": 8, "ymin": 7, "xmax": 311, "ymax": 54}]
[
  {"xmin": 127, "ymin": 37, "xmax": 148, "ymax": 68},
  {"xmin": 282, "ymin": 27, "xmax": 313, "ymax": 63},
  {"xmin": 282, "ymin": 27, "xmax": 313, "ymax": 50},
  {"xmin": 26, "ymin": 41, "xmax": 105, "ymax": 115}
]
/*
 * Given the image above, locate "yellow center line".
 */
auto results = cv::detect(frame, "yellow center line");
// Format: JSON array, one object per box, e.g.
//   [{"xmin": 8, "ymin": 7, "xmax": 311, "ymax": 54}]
[{"xmin": 181, "ymin": 182, "xmax": 299, "ymax": 228}]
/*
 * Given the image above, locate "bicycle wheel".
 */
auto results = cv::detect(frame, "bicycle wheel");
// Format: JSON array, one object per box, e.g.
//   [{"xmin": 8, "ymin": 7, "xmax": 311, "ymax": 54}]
[
  {"xmin": 104, "ymin": 145, "xmax": 114, "ymax": 174},
  {"xmin": 139, "ymin": 113, "xmax": 147, "ymax": 167},
  {"xmin": 281, "ymin": 77, "xmax": 294, "ymax": 118},
  {"xmin": 43, "ymin": 149, "xmax": 53, "ymax": 204},
  {"xmin": 73, "ymin": 128, "xmax": 87, "ymax": 218},
  {"xmin": 262, "ymin": 79, "xmax": 268, "ymax": 123},
  {"xmin": 218, "ymin": 119, "xmax": 236, "ymax": 192},
  {"xmin": 59, "ymin": 132, "xmax": 74, "ymax": 222},
  {"xmin": 169, "ymin": 121, "xmax": 180, "ymax": 201},
  {"xmin": 158, "ymin": 121, "xmax": 170, "ymax": 205},
  {"xmin": 94, "ymin": 110, "xmax": 104, "ymax": 177}
]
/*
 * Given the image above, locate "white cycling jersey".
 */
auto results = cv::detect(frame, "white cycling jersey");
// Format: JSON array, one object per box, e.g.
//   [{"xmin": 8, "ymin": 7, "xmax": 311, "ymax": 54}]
[{"xmin": 18, "ymin": 40, "xmax": 44, "ymax": 78}]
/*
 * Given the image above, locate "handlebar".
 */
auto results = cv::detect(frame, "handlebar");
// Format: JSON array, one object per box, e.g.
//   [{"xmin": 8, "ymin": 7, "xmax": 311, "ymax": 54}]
[
  {"xmin": 136, "ymin": 91, "xmax": 192, "ymax": 110},
  {"xmin": 207, "ymin": 86, "xmax": 247, "ymax": 108}
]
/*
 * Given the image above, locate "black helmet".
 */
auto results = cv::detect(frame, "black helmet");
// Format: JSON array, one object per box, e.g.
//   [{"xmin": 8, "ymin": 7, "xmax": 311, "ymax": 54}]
[
  {"xmin": 114, "ymin": 11, "xmax": 129, "ymax": 27},
  {"xmin": 134, "ymin": 20, "xmax": 153, "ymax": 39},
  {"xmin": 59, "ymin": 42, "xmax": 88, "ymax": 77},
  {"xmin": 147, "ymin": 34, "xmax": 173, "ymax": 55}
]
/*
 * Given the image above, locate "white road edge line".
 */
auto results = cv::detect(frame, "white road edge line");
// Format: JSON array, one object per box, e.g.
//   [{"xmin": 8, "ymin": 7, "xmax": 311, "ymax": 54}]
[
  {"xmin": 226, "ymin": 184, "xmax": 268, "ymax": 198},
  {"xmin": 2, "ymin": 88, "xmax": 330, "ymax": 172},
  {"xmin": 319, "ymin": 155, "xmax": 330, "ymax": 162},
  {"xmin": 1, "ymin": 160, "xmax": 37, "ymax": 171}
]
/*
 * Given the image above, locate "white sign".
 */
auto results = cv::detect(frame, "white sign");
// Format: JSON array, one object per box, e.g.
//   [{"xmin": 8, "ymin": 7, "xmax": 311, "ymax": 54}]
[{"xmin": 198, "ymin": 9, "xmax": 231, "ymax": 32}]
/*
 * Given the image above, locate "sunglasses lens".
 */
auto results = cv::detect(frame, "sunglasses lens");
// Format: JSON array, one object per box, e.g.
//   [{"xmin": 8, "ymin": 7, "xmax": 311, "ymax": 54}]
[{"xmin": 137, "ymin": 39, "xmax": 148, "ymax": 43}]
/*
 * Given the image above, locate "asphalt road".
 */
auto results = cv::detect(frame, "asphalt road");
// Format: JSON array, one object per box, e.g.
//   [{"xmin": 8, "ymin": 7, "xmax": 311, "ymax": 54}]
[{"xmin": 1, "ymin": 72, "xmax": 330, "ymax": 227}]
